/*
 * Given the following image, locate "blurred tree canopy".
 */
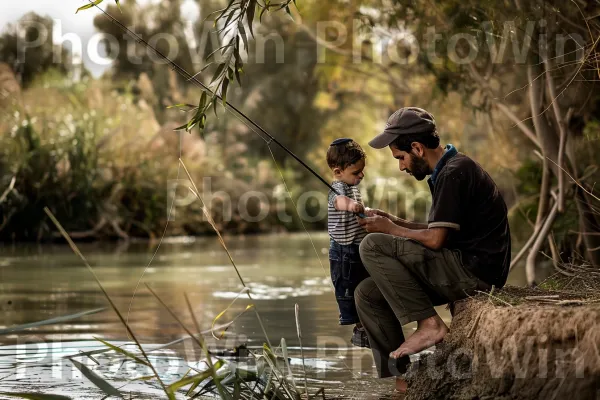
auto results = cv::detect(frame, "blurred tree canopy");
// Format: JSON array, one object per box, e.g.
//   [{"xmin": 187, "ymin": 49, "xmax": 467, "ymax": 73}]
[{"xmin": 0, "ymin": 12, "xmax": 72, "ymax": 87}]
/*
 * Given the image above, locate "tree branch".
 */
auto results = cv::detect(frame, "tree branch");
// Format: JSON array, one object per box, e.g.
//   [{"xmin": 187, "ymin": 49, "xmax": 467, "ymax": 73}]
[
  {"xmin": 525, "ymin": 200, "xmax": 560, "ymax": 285},
  {"xmin": 536, "ymin": 155, "xmax": 551, "ymax": 227},
  {"xmin": 548, "ymin": 233, "xmax": 561, "ymax": 270},
  {"xmin": 495, "ymin": 102, "xmax": 541, "ymax": 148},
  {"xmin": 528, "ymin": 64, "xmax": 560, "ymax": 176},
  {"xmin": 544, "ymin": 56, "xmax": 568, "ymax": 213},
  {"xmin": 467, "ymin": 62, "xmax": 541, "ymax": 148},
  {"xmin": 0, "ymin": 176, "xmax": 16, "ymax": 204}
]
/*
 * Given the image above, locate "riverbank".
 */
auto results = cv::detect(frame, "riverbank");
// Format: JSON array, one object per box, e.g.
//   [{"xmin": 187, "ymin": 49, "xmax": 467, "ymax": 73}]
[{"xmin": 405, "ymin": 271, "xmax": 600, "ymax": 400}]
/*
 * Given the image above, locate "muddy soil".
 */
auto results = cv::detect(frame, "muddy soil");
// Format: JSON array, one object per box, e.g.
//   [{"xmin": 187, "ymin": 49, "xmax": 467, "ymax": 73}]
[{"xmin": 405, "ymin": 284, "xmax": 600, "ymax": 400}]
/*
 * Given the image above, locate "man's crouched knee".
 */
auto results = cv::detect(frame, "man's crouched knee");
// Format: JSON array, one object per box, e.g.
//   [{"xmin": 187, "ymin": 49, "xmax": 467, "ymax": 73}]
[{"xmin": 359, "ymin": 233, "xmax": 387, "ymax": 259}]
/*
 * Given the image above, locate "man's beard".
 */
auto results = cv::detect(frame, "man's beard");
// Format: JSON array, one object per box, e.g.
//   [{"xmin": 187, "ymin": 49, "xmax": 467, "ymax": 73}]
[{"xmin": 408, "ymin": 154, "xmax": 430, "ymax": 181}]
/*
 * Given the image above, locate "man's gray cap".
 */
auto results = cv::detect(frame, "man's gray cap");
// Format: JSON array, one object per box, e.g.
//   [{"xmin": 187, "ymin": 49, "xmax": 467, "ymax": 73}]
[{"xmin": 369, "ymin": 107, "xmax": 436, "ymax": 149}]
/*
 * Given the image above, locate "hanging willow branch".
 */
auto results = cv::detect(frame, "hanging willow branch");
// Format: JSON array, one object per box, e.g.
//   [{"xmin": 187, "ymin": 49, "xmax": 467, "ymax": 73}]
[{"xmin": 77, "ymin": 0, "xmax": 297, "ymax": 132}]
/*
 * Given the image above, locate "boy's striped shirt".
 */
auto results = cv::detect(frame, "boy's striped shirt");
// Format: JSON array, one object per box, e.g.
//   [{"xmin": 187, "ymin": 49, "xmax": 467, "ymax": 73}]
[{"xmin": 328, "ymin": 181, "xmax": 367, "ymax": 245}]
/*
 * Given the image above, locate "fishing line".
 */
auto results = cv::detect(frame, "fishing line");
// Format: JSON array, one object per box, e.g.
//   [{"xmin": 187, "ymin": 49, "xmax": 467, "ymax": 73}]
[
  {"xmin": 87, "ymin": 0, "xmax": 339, "ymax": 291},
  {"xmin": 125, "ymin": 131, "xmax": 183, "ymax": 336},
  {"xmin": 91, "ymin": 1, "xmax": 365, "ymax": 380},
  {"xmin": 88, "ymin": 1, "xmax": 341, "ymax": 196},
  {"xmin": 266, "ymin": 145, "xmax": 334, "ymax": 291}
]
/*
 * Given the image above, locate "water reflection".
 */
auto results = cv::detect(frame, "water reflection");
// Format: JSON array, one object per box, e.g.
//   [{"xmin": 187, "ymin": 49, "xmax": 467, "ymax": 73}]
[{"xmin": 0, "ymin": 232, "xmax": 526, "ymax": 397}]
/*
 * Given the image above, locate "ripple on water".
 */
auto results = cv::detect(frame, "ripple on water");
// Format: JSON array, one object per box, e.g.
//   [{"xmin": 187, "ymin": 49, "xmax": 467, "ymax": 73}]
[{"xmin": 213, "ymin": 278, "xmax": 331, "ymax": 300}]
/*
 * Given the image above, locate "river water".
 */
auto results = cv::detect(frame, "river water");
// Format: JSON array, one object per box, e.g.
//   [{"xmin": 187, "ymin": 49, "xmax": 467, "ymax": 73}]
[{"xmin": 0, "ymin": 232, "xmax": 530, "ymax": 398}]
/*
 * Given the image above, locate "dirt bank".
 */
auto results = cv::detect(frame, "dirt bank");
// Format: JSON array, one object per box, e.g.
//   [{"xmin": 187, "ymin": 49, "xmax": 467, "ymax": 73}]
[{"xmin": 405, "ymin": 280, "xmax": 600, "ymax": 400}]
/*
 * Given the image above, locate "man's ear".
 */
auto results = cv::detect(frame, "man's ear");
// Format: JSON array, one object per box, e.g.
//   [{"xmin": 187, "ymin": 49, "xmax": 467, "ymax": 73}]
[
  {"xmin": 333, "ymin": 167, "xmax": 342, "ymax": 175},
  {"xmin": 411, "ymin": 142, "xmax": 425, "ymax": 157}
]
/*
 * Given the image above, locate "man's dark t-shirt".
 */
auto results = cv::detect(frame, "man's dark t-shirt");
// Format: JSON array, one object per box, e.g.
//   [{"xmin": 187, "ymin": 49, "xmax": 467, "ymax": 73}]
[{"xmin": 427, "ymin": 153, "xmax": 511, "ymax": 287}]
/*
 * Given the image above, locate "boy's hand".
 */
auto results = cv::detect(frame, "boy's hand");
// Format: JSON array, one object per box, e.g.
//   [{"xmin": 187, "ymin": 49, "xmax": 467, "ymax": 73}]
[{"xmin": 352, "ymin": 202, "xmax": 365, "ymax": 215}]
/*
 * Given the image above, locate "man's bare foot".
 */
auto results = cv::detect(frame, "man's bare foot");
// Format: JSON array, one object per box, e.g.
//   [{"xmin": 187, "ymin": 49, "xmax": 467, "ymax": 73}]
[
  {"xmin": 389, "ymin": 315, "xmax": 448, "ymax": 359},
  {"xmin": 395, "ymin": 377, "xmax": 407, "ymax": 393}
]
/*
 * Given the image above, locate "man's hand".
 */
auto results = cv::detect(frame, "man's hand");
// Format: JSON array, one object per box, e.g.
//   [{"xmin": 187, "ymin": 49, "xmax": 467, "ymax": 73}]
[
  {"xmin": 365, "ymin": 207, "xmax": 391, "ymax": 219},
  {"xmin": 365, "ymin": 207, "xmax": 429, "ymax": 230},
  {"xmin": 357, "ymin": 215, "xmax": 397, "ymax": 234}
]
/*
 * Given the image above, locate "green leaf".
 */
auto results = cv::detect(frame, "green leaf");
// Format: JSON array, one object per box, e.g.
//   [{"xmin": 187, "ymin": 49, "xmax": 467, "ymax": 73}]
[
  {"xmin": 203, "ymin": 5, "xmax": 231, "ymax": 24},
  {"xmin": 219, "ymin": 74, "xmax": 230, "ymax": 103},
  {"xmin": 212, "ymin": 96, "xmax": 219, "ymax": 118},
  {"xmin": 198, "ymin": 91, "xmax": 208, "ymax": 111},
  {"xmin": 167, "ymin": 103, "xmax": 195, "ymax": 109},
  {"xmin": 260, "ymin": 3, "xmax": 269, "ymax": 23},
  {"xmin": 210, "ymin": 63, "xmax": 227, "ymax": 84},
  {"xmin": 75, "ymin": 0, "xmax": 104, "ymax": 13},
  {"xmin": 234, "ymin": 65, "xmax": 242, "ymax": 87},
  {"xmin": 69, "ymin": 359, "xmax": 121, "ymax": 398},
  {"xmin": 166, "ymin": 103, "xmax": 197, "ymax": 112},
  {"xmin": 94, "ymin": 337, "xmax": 150, "ymax": 367},
  {"xmin": 0, "ymin": 394, "xmax": 71, "ymax": 400},
  {"xmin": 186, "ymin": 114, "xmax": 200, "ymax": 131},
  {"xmin": 262, "ymin": 343, "xmax": 277, "ymax": 364},
  {"xmin": 238, "ymin": 21, "xmax": 249, "ymax": 51},
  {"xmin": 115, "ymin": 0, "xmax": 122, "ymax": 12},
  {"xmin": 0, "ymin": 308, "xmax": 106, "ymax": 335},
  {"xmin": 206, "ymin": 43, "xmax": 231, "ymax": 61},
  {"xmin": 173, "ymin": 122, "xmax": 191, "ymax": 131},
  {"xmin": 223, "ymin": 9, "xmax": 238, "ymax": 33},
  {"xmin": 216, "ymin": 0, "xmax": 237, "ymax": 24},
  {"xmin": 185, "ymin": 376, "xmax": 202, "ymax": 396},
  {"xmin": 247, "ymin": 0, "xmax": 257, "ymax": 37},
  {"xmin": 168, "ymin": 360, "xmax": 224, "ymax": 392},
  {"xmin": 233, "ymin": 37, "xmax": 243, "ymax": 87}
]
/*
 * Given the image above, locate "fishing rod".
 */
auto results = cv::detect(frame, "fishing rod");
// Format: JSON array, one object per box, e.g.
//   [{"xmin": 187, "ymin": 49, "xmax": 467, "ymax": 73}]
[{"xmin": 89, "ymin": 2, "xmax": 346, "ymax": 197}]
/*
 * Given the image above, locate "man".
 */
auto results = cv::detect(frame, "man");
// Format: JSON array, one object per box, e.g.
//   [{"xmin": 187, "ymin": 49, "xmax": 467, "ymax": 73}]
[{"xmin": 356, "ymin": 107, "xmax": 511, "ymax": 392}]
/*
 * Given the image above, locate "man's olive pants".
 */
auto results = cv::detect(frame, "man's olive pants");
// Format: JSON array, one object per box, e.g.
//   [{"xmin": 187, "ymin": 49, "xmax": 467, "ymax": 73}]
[{"xmin": 355, "ymin": 233, "xmax": 489, "ymax": 378}]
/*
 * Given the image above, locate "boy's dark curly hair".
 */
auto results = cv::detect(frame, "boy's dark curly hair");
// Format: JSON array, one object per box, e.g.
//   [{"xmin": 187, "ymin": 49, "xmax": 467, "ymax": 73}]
[{"xmin": 326, "ymin": 139, "xmax": 366, "ymax": 170}]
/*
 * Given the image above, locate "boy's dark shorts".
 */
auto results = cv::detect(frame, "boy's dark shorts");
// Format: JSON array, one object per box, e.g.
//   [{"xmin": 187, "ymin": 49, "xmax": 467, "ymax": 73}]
[{"xmin": 329, "ymin": 239, "xmax": 370, "ymax": 325}]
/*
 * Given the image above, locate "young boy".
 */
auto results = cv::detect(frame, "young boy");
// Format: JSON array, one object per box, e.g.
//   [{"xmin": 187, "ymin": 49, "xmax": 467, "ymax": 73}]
[{"xmin": 326, "ymin": 138, "xmax": 370, "ymax": 348}]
